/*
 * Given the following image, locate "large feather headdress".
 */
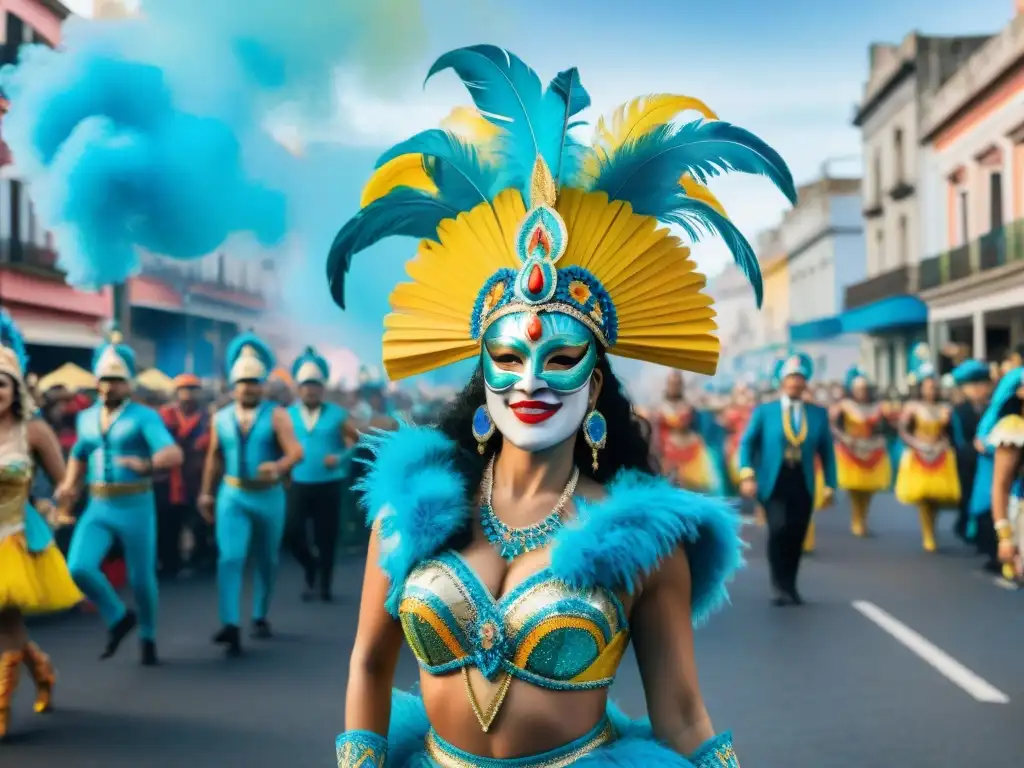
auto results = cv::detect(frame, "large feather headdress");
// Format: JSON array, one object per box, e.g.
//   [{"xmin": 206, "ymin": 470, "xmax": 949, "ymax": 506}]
[
  {"xmin": 0, "ymin": 310, "xmax": 35, "ymax": 416},
  {"xmin": 328, "ymin": 45, "xmax": 796, "ymax": 380}
]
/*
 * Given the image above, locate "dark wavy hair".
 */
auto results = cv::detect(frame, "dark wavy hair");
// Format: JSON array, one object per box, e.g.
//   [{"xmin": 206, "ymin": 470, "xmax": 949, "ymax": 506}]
[
  {"xmin": 0, "ymin": 373, "xmax": 24, "ymax": 421},
  {"xmin": 437, "ymin": 352, "xmax": 655, "ymax": 500}
]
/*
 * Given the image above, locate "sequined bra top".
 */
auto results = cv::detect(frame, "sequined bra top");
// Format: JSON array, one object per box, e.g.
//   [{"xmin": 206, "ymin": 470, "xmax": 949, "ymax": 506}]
[
  {"xmin": 0, "ymin": 427, "xmax": 32, "ymax": 543},
  {"xmin": 399, "ymin": 550, "xmax": 630, "ymax": 691}
]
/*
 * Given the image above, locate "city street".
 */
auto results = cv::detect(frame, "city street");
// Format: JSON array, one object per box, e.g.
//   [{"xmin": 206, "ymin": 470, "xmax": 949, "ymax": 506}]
[{"xmin": 5, "ymin": 493, "xmax": 1023, "ymax": 766}]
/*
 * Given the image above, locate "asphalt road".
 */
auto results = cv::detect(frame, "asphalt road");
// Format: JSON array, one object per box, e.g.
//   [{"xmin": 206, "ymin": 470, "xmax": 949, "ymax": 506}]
[{"xmin": 4, "ymin": 492, "xmax": 1022, "ymax": 766}]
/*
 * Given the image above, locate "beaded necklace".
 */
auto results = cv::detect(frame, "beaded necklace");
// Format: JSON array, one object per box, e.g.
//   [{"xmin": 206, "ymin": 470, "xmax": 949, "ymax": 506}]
[{"xmin": 478, "ymin": 455, "xmax": 579, "ymax": 561}]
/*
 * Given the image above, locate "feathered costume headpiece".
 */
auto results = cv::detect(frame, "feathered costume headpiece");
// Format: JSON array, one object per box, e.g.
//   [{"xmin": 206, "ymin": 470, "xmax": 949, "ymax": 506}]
[
  {"xmin": 0, "ymin": 309, "xmax": 35, "ymax": 416},
  {"xmin": 92, "ymin": 326, "xmax": 136, "ymax": 381},
  {"xmin": 226, "ymin": 332, "xmax": 275, "ymax": 385},
  {"xmin": 292, "ymin": 345, "xmax": 330, "ymax": 385},
  {"xmin": 327, "ymin": 45, "xmax": 796, "ymax": 379}
]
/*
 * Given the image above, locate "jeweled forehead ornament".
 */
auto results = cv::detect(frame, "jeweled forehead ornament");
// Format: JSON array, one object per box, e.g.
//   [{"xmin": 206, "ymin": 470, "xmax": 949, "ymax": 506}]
[{"xmin": 473, "ymin": 158, "xmax": 616, "ymax": 348}]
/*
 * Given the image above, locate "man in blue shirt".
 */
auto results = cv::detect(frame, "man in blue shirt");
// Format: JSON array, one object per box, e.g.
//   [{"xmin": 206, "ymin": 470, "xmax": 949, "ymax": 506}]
[
  {"xmin": 56, "ymin": 331, "xmax": 183, "ymax": 665},
  {"xmin": 198, "ymin": 333, "xmax": 304, "ymax": 656},
  {"xmin": 285, "ymin": 347, "xmax": 358, "ymax": 602}
]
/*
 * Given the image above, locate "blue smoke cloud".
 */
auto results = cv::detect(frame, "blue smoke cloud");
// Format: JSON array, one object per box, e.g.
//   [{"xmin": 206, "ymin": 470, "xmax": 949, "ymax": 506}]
[{"xmin": 0, "ymin": 1, "xmax": 429, "ymax": 290}]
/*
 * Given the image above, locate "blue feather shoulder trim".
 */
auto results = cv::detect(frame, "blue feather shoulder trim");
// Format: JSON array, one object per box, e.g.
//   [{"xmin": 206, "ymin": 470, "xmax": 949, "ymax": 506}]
[
  {"xmin": 357, "ymin": 424, "xmax": 743, "ymax": 624},
  {"xmin": 551, "ymin": 471, "xmax": 744, "ymax": 626},
  {"xmin": 354, "ymin": 424, "xmax": 470, "ymax": 616}
]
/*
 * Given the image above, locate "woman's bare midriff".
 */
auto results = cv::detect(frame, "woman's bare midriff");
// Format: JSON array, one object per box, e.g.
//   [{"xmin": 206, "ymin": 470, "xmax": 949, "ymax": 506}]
[{"xmin": 421, "ymin": 671, "xmax": 610, "ymax": 758}]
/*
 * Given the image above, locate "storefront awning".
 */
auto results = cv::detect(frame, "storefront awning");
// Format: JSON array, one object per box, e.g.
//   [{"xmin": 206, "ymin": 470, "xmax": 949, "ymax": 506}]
[
  {"xmin": 15, "ymin": 314, "xmax": 104, "ymax": 349},
  {"xmin": 788, "ymin": 295, "xmax": 927, "ymax": 342},
  {"xmin": 838, "ymin": 295, "xmax": 928, "ymax": 333}
]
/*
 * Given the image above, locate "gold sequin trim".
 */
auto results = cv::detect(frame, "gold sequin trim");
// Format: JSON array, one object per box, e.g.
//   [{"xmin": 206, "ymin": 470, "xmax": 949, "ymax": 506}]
[
  {"xmin": 424, "ymin": 721, "xmax": 614, "ymax": 768},
  {"xmin": 335, "ymin": 742, "xmax": 386, "ymax": 768},
  {"xmin": 480, "ymin": 302, "xmax": 609, "ymax": 347},
  {"xmin": 462, "ymin": 667, "xmax": 512, "ymax": 733}
]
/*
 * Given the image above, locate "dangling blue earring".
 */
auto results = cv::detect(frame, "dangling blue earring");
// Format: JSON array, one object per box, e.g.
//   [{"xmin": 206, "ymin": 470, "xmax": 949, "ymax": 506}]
[
  {"xmin": 472, "ymin": 405, "xmax": 495, "ymax": 454},
  {"xmin": 583, "ymin": 410, "xmax": 607, "ymax": 471}
]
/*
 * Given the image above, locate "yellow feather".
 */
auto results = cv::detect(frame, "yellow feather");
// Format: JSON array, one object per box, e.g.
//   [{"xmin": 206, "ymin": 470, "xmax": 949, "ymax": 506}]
[
  {"xmin": 679, "ymin": 175, "xmax": 728, "ymax": 217},
  {"xmin": 584, "ymin": 94, "xmax": 719, "ymax": 179},
  {"xmin": 594, "ymin": 94, "xmax": 718, "ymax": 156},
  {"xmin": 360, "ymin": 154, "xmax": 437, "ymax": 208},
  {"xmin": 381, "ymin": 187, "xmax": 720, "ymax": 380},
  {"xmin": 440, "ymin": 106, "xmax": 502, "ymax": 145}
]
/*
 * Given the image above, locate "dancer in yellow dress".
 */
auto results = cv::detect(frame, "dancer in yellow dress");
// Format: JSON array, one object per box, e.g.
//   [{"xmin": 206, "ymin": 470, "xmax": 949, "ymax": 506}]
[
  {"xmin": 895, "ymin": 357, "xmax": 961, "ymax": 551},
  {"xmin": 0, "ymin": 311, "xmax": 82, "ymax": 739},
  {"xmin": 832, "ymin": 367, "xmax": 892, "ymax": 537}
]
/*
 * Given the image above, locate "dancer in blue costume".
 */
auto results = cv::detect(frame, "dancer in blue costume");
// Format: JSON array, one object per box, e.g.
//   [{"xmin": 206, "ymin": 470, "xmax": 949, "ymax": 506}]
[
  {"xmin": 948, "ymin": 360, "xmax": 992, "ymax": 545},
  {"xmin": 328, "ymin": 44, "xmax": 796, "ymax": 768},
  {"xmin": 738, "ymin": 353, "xmax": 836, "ymax": 602},
  {"xmin": 199, "ymin": 333, "xmax": 303, "ymax": 656},
  {"xmin": 286, "ymin": 346, "xmax": 358, "ymax": 601},
  {"xmin": 58, "ymin": 330, "xmax": 183, "ymax": 666}
]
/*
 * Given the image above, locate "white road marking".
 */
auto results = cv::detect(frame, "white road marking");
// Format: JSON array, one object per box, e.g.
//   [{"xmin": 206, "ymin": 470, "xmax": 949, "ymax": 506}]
[{"xmin": 852, "ymin": 600, "xmax": 1010, "ymax": 704}]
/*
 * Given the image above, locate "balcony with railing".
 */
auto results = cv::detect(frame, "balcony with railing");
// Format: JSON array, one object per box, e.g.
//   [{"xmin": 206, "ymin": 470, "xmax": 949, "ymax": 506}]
[
  {"xmin": 917, "ymin": 219, "xmax": 1024, "ymax": 291},
  {"xmin": 844, "ymin": 264, "xmax": 915, "ymax": 309},
  {"xmin": 138, "ymin": 252, "xmax": 267, "ymax": 304}
]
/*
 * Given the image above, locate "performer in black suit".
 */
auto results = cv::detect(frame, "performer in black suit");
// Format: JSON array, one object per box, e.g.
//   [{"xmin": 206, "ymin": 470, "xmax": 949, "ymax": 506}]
[{"xmin": 950, "ymin": 360, "xmax": 993, "ymax": 555}]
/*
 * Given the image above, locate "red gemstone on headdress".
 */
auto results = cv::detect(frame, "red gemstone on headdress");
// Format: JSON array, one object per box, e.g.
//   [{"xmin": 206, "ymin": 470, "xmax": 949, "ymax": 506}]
[
  {"xmin": 526, "ymin": 314, "xmax": 543, "ymax": 341},
  {"xmin": 529, "ymin": 227, "xmax": 550, "ymax": 257},
  {"xmin": 527, "ymin": 263, "xmax": 544, "ymax": 294}
]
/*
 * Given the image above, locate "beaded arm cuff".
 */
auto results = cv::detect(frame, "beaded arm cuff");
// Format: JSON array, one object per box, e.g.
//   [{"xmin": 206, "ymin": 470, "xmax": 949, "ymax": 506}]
[
  {"xmin": 689, "ymin": 731, "xmax": 739, "ymax": 768},
  {"xmin": 738, "ymin": 468, "xmax": 755, "ymax": 481},
  {"xmin": 335, "ymin": 730, "xmax": 387, "ymax": 768}
]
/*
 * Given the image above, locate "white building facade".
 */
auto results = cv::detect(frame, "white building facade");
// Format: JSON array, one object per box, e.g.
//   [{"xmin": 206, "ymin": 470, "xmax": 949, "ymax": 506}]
[
  {"xmin": 782, "ymin": 177, "xmax": 865, "ymax": 382},
  {"xmin": 919, "ymin": 12, "xmax": 1024, "ymax": 366}
]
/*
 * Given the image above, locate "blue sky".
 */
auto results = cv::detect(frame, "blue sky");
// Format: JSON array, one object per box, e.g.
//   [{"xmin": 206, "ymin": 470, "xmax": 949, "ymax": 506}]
[
  {"xmin": 332, "ymin": 0, "xmax": 1017, "ymax": 277},
  {"xmin": 55, "ymin": 0, "xmax": 1020, "ymax": 386}
]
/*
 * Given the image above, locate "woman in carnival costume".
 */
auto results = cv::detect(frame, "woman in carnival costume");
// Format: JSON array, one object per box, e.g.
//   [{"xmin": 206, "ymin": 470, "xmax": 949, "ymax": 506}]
[
  {"xmin": 894, "ymin": 351, "xmax": 960, "ymax": 552},
  {"xmin": 978, "ymin": 367, "xmax": 1024, "ymax": 582},
  {"xmin": 830, "ymin": 367, "xmax": 892, "ymax": 537},
  {"xmin": 0, "ymin": 311, "xmax": 82, "ymax": 739},
  {"xmin": 329, "ymin": 45, "xmax": 794, "ymax": 768},
  {"xmin": 721, "ymin": 386, "xmax": 755, "ymax": 493},
  {"xmin": 652, "ymin": 372, "xmax": 724, "ymax": 495}
]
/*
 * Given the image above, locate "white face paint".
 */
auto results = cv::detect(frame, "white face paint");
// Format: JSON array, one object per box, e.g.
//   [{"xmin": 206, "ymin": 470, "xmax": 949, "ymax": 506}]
[
  {"xmin": 485, "ymin": 376, "xmax": 591, "ymax": 453},
  {"xmin": 481, "ymin": 312, "xmax": 596, "ymax": 453}
]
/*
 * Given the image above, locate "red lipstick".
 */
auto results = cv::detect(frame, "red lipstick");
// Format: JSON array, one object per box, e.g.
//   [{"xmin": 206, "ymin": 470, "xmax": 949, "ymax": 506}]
[{"xmin": 509, "ymin": 400, "xmax": 562, "ymax": 424}]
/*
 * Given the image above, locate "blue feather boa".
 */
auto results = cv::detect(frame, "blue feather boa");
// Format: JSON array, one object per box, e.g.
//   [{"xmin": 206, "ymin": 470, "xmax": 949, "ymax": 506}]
[{"xmin": 356, "ymin": 424, "xmax": 744, "ymax": 625}]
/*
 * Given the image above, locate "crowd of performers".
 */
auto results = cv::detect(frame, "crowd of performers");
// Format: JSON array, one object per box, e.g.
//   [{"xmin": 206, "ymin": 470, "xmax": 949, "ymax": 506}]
[
  {"xmin": 644, "ymin": 342, "xmax": 1023, "ymax": 602},
  {"xmin": 0, "ymin": 307, "xmax": 378, "ymax": 739}
]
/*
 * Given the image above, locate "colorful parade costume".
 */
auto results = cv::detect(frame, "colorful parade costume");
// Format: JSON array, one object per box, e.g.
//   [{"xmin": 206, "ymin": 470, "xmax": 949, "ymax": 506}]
[
  {"xmin": 286, "ymin": 346, "xmax": 350, "ymax": 600},
  {"xmin": 0, "ymin": 311, "xmax": 80, "ymax": 738},
  {"xmin": 328, "ymin": 43, "xmax": 795, "ymax": 768},
  {"xmin": 833, "ymin": 367, "xmax": 892, "ymax": 538},
  {"xmin": 211, "ymin": 334, "xmax": 287, "ymax": 649},
  {"xmin": 654, "ymin": 400, "xmax": 723, "ymax": 494},
  {"xmin": 67, "ymin": 331, "xmax": 176, "ymax": 662},
  {"xmin": 894, "ymin": 356, "xmax": 960, "ymax": 551}
]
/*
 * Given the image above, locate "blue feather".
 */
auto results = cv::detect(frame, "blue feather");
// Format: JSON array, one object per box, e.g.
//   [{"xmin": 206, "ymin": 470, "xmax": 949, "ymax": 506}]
[
  {"xmin": 425, "ymin": 46, "xmax": 590, "ymax": 198},
  {"xmin": 592, "ymin": 120, "xmax": 797, "ymax": 211},
  {"xmin": 543, "ymin": 67, "xmax": 592, "ymax": 188},
  {"xmin": 225, "ymin": 330, "xmax": 275, "ymax": 376},
  {"xmin": 659, "ymin": 195, "xmax": 763, "ymax": 307},
  {"xmin": 327, "ymin": 188, "xmax": 456, "ymax": 308},
  {"xmin": 375, "ymin": 129, "xmax": 502, "ymax": 210},
  {"xmin": 0, "ymin": 310, "xmax": 29, "ymax": 372}
]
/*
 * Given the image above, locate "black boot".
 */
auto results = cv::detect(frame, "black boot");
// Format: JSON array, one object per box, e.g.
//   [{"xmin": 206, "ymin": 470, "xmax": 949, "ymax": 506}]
[
  {"xmin": 213, "ymin": 625, "xmax": 242, "ymax": 657},
  {"xmin": 140, "ymin": 640, "xmax": 159, "ymax": 667},
  {"xmin": 100, "ymin": 611, "xmax": 138, "ymax": 660},
  {"xmin": 250, "ymin": 619, "xmax": 272, "ymax": 640}
]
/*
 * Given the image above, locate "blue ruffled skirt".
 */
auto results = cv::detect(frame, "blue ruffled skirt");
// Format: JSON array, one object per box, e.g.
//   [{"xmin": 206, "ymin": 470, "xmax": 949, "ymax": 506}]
[{"xmin": 386, "ymin": 691, "xmax": 698, "ymax": 767}]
